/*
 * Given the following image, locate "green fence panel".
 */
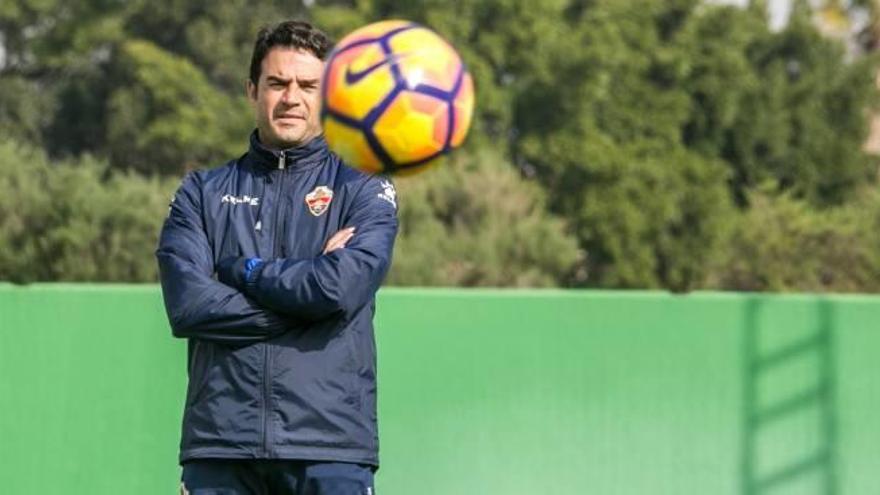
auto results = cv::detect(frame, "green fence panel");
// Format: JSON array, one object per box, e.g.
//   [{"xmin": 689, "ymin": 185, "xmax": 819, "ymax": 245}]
[{"xmin": 1, "ymin": 285, "xmax": 878, "ymax": 494}]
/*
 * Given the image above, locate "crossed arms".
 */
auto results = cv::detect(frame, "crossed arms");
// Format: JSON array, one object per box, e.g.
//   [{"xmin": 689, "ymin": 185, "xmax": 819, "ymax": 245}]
[{"xmin": 156, "ymin": 173, "xmax": 398, "ymax": 344}]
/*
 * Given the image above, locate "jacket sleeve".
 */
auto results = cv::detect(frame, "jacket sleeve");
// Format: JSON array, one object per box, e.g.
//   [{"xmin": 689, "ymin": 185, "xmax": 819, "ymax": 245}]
[
  {"xmin": 156, "ymin": 173, "xmax": 293, "ymax": 344},
  {"xmin": 243, "ymin": 177, "xmax": 399, "ymax": 320}
]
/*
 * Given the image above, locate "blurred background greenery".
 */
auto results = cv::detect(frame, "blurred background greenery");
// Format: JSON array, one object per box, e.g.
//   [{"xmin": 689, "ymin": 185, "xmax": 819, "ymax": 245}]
[{"xmin": 3, "ymin": 0, "xmax": 880, "ymax": 291}]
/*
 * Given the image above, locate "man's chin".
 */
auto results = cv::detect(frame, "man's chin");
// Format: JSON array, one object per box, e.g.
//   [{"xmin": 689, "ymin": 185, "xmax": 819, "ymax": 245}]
[{"xmin": 270, "ymin": 130, "xmax": 306, "ymax": 148}]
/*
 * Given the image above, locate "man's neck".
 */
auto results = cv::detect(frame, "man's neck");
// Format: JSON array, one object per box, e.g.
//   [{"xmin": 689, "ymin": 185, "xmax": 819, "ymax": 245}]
[{"xmin": 257, "ymin": 132, "xmax": 319, "ymax": 151}]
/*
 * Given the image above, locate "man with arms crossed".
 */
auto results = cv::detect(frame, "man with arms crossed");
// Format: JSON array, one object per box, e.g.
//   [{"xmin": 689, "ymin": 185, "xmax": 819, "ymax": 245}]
[{"xmin": 157, "ymin": 20, "xmax": 397, "ymax": 495}]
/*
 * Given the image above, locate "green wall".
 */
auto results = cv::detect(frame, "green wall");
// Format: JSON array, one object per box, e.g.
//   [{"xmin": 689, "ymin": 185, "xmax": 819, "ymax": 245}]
[{"xmin": 0, "ymin": 285, "xmax": 878, "ymax": 494}]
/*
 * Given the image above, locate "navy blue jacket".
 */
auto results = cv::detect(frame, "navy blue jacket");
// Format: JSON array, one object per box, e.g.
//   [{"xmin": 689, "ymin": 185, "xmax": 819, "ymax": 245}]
[{"xmin": 156, "ymin": 132, "xmax": 398, "ymax": 466}]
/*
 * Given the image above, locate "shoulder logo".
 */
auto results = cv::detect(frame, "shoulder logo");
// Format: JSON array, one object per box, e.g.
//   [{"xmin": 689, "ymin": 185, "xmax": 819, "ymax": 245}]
[
  {"xmin": 378, "ymin": 180, "xmax": 397, "ymax": 208},
  {"xmin": 305, "ymin": 186, "xmax": 334, "ymax": 216}
]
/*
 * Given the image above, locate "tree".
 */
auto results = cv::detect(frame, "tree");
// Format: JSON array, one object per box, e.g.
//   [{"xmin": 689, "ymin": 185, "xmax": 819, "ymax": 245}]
[
  {"xmin": 507, "ymin": 1, "xmax": 736, "ymax": 289},
  {"xmin": 124, "ymin": 0, "xmax": 306, "ymax": 92},
  {"xmin": 720, "ymin": 2, "xmax": 879, "ymax": 205},
  {"xmin": 102, "ymin": 39, "xmax": 253, "ymax": 175}
]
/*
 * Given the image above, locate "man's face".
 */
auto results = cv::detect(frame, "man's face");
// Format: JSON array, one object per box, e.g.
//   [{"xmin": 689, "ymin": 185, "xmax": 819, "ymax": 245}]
[{"xmin": 247, "ymin": 47, "xmax": 324, "ymax": 149}]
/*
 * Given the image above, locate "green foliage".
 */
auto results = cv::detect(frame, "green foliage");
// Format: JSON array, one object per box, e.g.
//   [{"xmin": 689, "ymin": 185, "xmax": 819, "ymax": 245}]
[
  {"xmin": 103, "ymin": 40, "xmax": 252, "ymax": 174},
  {"xmin": 0, "ymin": 76, "xmax": 51, "ymax": 146},
  {"xmin": 708, "ymin": 186, "xmax": 880, "ymax": 292},
  {"xmin": 705, "ymin": 5, "xmax": 878, "ymax": 205},
  {"xmin": 124, "ymin": 0, "xmax": 306, "ymax": 91},
  {"xmin": 0, "ymin": 0, "xmax": 127, "ymax": 75},
  {"xmin": 517, "ymin": 127, "xmax": 735, "ymax": 289},
  {"xmin": 505, "ymin": 1, "xmax": 737, "ymax": 289},
  {"xmin": 387, "ymin": 149, "xmax": 582, "ymax": 287},
  {"xmin": 0, "ymin": 139, "xmax": 175, "ymax": 283}
]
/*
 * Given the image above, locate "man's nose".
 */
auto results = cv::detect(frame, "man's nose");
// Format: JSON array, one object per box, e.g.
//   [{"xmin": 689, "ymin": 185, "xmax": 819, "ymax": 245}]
[{"xmin": 281, "ymin": 86, "xmax": 301, "ymax": 106}]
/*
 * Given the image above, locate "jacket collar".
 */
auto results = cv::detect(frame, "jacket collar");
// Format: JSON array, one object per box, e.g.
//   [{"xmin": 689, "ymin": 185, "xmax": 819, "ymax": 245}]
[{"xmin": 247, "ymin": 130, "xmax": 330, "ymax": 170}]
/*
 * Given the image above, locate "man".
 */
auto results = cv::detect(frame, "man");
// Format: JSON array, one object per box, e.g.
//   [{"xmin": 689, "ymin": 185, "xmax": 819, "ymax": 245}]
[{"xmin": 156, "ymin": 20, "xmax": 398, "ymax": 495}]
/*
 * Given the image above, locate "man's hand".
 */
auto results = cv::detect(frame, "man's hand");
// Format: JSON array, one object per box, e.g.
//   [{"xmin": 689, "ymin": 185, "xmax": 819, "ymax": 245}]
[
  {"xmin": 323, "ymin": 227, "xmax": 355, "ymax": 255},
  {"xmin": 215, "ymin": 228, "xmax": 353, "ymax": 289},
  {"xmin": 216, "ymin": 257, "xmax": 263, "ymax": 289}
]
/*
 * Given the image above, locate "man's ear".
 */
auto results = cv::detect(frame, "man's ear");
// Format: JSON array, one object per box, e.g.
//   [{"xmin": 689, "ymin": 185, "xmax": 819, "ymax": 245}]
[{"xmin": 246, "ymin": 79, "xmax": 257, "ymax": 102}]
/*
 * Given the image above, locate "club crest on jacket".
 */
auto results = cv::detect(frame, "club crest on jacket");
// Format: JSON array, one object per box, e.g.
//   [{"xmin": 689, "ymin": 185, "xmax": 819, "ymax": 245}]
[{"xmin": 305, "ymin": 186, "xmax": 334, "ymax": 216}]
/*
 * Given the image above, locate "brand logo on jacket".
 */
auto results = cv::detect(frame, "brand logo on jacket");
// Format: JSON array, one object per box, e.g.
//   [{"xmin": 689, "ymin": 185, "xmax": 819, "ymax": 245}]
[
  {"xmin": 221, "ymin": 194, "xmax": 260, "ymax": 206},
  {"xmin": 305, "ymin": 186, "xmax": 334, "ymax": 216},
  {"xmin": 378, "ymin": 180, "xmax": 397, "ymax": 209}
]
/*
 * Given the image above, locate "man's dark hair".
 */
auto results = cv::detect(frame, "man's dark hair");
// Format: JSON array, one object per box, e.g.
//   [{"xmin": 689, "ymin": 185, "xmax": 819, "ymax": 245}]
[{"xmin": 249, "ymin": 20, "xmax": 332, "ymax": 85}]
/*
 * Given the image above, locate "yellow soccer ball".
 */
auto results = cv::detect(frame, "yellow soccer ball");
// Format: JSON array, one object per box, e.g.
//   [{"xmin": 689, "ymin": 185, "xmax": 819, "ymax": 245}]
[{"xmin": 321, "ymin": 20, "xmax": 475, "ymax": 175}]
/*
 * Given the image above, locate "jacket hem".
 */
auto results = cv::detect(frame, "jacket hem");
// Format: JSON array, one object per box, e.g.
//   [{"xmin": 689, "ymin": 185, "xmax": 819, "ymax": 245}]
[{"xmin": 180, "ymin": 446, "xmax": 378, "ymax": 467}]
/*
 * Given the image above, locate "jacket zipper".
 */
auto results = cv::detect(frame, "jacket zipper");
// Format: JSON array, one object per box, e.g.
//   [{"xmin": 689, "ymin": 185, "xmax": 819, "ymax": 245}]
[
  {"xmin": 272, "ymin": 153, "xmax": 287, "ymax": 256},
  {"xmin": 262, "ymin": 152, "xmax": 286, "ymax": 457}
]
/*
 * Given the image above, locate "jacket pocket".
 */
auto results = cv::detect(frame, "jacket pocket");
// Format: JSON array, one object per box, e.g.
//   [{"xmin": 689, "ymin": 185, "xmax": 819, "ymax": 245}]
[
  {"xmin": 341, "ymin": 328, "xmax": 363, "ymax": 411},
  {"xmin": 185, "ymin": 341, "xmax": 214, "ymax": 407}
]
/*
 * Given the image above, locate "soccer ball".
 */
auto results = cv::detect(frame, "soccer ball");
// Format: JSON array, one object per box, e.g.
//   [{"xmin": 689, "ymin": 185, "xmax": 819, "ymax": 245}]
[{"xmin": 321, "ymin": 20, "xmax": 475, "ymax": 175}]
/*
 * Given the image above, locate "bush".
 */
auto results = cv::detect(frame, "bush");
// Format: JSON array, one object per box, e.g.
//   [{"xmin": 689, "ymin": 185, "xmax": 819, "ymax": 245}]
[
  {"xmin": 707, "ymin": 186, "xmax": 880, "ymax": 292},
  {"xmin": 0, "ymin": 139, "xmax": 176, "ymax": 283},
  {"xmin": 386, "ymin": 148, "xmax": 583, "ymax": 287}
]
